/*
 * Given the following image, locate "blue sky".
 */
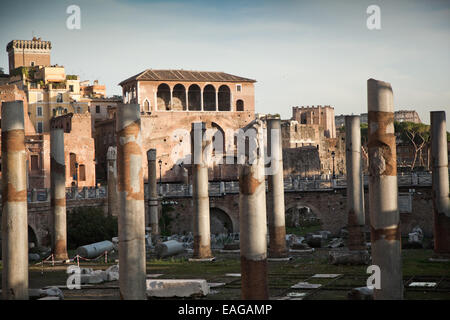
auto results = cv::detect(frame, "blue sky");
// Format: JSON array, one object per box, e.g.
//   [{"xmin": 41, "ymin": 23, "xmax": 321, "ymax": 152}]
[{"xmin": 1, "ymin": 0, "xmax": 449, "ymax": 127}]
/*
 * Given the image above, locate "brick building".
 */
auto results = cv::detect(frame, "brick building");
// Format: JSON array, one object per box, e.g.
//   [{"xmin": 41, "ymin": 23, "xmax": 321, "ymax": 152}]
[
  {"xmin": 0, "ymin": 38, "xmax": 98, "ymax": 188},
  {"xmin": 282, "ymin": 106, "xmax": 345, "ymax": 177},
  {"xmin": 95, "ymin": 69, "xmax": 256, "ymax": 182}
]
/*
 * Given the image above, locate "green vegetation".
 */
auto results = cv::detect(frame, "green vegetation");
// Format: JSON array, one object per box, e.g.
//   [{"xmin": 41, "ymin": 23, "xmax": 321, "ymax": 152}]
[
  {"xmin": 66, "ymin": 74, "xmax": 78, "ymax": 80},
  {"xmin": 286, "ymin": 224, "xmax": 322, "ymax": 236},
  {"xmin": 10, "ymin": 66, "xmax": 34, "ymax": 79},
  {"xmin": 67, "ymin": 207, "xmax": 117, "ymax": 249}
]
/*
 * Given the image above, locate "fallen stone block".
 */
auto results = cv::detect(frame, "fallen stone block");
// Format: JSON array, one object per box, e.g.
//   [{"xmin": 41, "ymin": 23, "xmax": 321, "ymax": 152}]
[
  {"xmin": 318, "ymin": 231, "xmax": 331, "ymax": 239},
  {"xmin": 327, "ymin": 238, "xmax": 344, "ymax": 248},
  {"xmin": 106, "ymin": 264, "xmax": 119, "ymax": 273},
  {"xmin": 76, "ymin": 240, "xmax": 114, "ymax": 259},
  {"xmin": 291, "ymin": 282, "xmax": 321, "ymax": 289},
  {"xmin": 29, "ymin": 286, "xmax": 64, "ymax": 300},
  {"xmin": 329, "ymin": 250, "xmax": 370, "ymax": 265},
  {"xmin": 409, "ymin": 282, "xmax": 436, "ymax": 288},
  {"xmin": 80, "ymin": 273, "xmax": 104, "ymax": 284},
  {"xmin": 146, "ymin": 279, "xmax": 209, "ymax": 297},
  {"xmin": 29, "ymin": 253, "xmax": 41, "ymax": 262},
  {"xmin": 155, "ymin": 240, "xmax": 185, "ymax": 258},
  {"xmin": 311, "ymin": 274, "xmax": 341, "ymax": 278},
  {"xmin": 348, "ymin": 287, "xmax": 373, "ymax": 300}
]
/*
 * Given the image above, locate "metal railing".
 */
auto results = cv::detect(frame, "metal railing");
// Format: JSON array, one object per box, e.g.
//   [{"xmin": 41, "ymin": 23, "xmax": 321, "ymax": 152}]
[
  {"xmin": 1, "ymin": 172, "xmax": 436, "ymax": 203},
  {"xmin": 159, "ymin": 172, "xmax": 437, "ymax": 198}
]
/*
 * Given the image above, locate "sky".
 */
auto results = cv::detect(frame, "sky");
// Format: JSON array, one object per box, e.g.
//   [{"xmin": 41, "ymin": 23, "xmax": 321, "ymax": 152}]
[{"xmin": 0, "ymin": 0, "xmax": 449, "ymax": 128}]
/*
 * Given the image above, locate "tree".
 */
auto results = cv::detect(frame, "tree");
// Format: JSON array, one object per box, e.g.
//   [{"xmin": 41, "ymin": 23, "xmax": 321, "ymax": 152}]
[
  {"xmin": 395, "ymin": 121, "xmax": 430, "ymax": 171},
  {"xmin": 67, "ymin": 207, "xmax": 118, "ymax": 249}
]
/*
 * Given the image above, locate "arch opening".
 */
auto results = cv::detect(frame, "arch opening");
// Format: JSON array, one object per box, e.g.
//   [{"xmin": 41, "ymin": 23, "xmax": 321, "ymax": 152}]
[
  {"xmin": 28, "ymin": 225, "xmax": 38, "ymax": 248},
  {"xmin": 172, "ymin": 84, "xmax": 186, "ymax": 111},
  {"xmin": 143, "ymin": 99, "xmax": 150, "ymax": 112},
  {"xmin": 157, "ymin": 83, "xmax": 171, "ymax": 111},
  {"xmin": 218, "ymin": 85, "xmax": 231, "ymax": 111},
  {"xmin": 203, "ymin": 84, "xmax": 216, "ymax": 111},
  {"xmin": 236, "ymin": 99, "xmax": 244, "ymax": 111},
  {"xmin": 188, "ymin": 84, "xmax": 201, "ymax": 111},
  {"xmin": 210, "ymin": 207, "xmax": 233, "ymax": 235},
  {"xmin": 285, "ymin": 205, "xmax": 322, "ymax": 230}
]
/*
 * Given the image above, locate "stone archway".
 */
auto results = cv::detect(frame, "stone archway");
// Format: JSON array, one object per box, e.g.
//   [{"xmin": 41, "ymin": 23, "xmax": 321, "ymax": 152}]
[
  {"xmin": 28, "ymin": 225, "xmax": 39, "ymax": 248},
  {"xmin": 285, "ymin": 202, "xmax": 322, "ymax": 230},
  {"xmin": 210, "ymin": 207, "xmax": 234, "ymax": 235}
]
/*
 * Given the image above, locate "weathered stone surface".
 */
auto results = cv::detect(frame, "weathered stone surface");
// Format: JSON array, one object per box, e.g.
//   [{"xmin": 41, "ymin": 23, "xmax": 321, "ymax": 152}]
[
  {"xmin": 29, "ymin": 286, "xmax": 64, "ymax": 300},
  {"xmin": 146, "ymin": 279, "xmax": 209, "ymax": 297},
  {"xmin": 329, "ymin": 250, "xmax": 370, "ymax": 265},
  {"xmin": 291, "ymin": 282, "xmax": 321, "ymax": 289}
]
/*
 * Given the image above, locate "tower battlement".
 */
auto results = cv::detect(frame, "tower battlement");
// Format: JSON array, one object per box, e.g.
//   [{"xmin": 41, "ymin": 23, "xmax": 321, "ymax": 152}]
[{"xmin": 6, "ymin": 38, "xmax": 52, "ymax": 73}]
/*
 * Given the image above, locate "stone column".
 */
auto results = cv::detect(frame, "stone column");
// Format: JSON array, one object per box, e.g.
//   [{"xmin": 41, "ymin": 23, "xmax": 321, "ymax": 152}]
[
  {"xmin": 1, "ymin": 101, "xmax": 29, "ymax": 300},
  {"xmin": 200, "ymin": 88, "xmax": 204, "ymax": 111},
  {"xmin": 185, "ymin": 90, "xmax": 189, "ymax": 111},
  {"xmin": 367, "ymin": 78, "xmax": 403, "ymax": 300},
  {"xmin": 345, "ymin": 115, "xmax": 366, "ymax": 250},
  {"xmin": 147, "ymin": 148, "xmax": 159, "ymax": 236},
  {"xmin": 266, "ymin": 117, "xmax": 287, "ymax": 258},
  {"xmin": 191, "ymin": 122, "xmax": 212, "ymax": 259},
  {"xmin": 50, "ymin": 124, "xmax": 68, "ymax": 261},
  {"xmin": 116, "ymin": 103, "xmax": 146, "ymax": 300},
  {"xmin": 239, "ymin": 120, "xmax": 269, "ymax": 299},
  {"xmin": 107, "ymin": 146, "xmax": 118, "ymax": 217},
  {"xmin": 430, "ymin": 111, "xmax": 450, "ymax": 256},
  {"xmin": 215, "ymin": 90, "xmax": 218, "ymax": 111}
]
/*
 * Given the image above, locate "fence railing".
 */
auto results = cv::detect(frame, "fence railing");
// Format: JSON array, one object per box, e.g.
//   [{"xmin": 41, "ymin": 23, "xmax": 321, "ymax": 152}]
[
  {"xmin": 2, "ymin": 172, "xmax": 436, "ymax": 203},
  {"xmin": 159, "ymin": 172, "xmax": 436, "ymax": 198}
]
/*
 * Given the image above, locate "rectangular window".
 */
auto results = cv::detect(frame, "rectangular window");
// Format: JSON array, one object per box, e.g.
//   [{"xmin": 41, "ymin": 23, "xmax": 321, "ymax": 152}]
[
  {"xmin": 79, "ymin": 164, "xmax": 86, "ymax": 181},
  {"xmin": 57, "ymin": 93, "xmax": 63, "ymax": 103},
  {"xmin": 96, "ymin": 105, "xmax": 100, "ymax": 113},
  {"xmin": 30, "ymin": 155, "xmax": 39, "ymax": 170},
  {"xmin": 37, "ymin": 121, "xmax": 43, "ymax": 133},
  {"xmin": 37, "ymin": 106, "xmax": 43, "ymax": 117},
  {"xmin": 69, "ymin": 85, "xmax": 74, "ymax": 92},
  {"xmin": 236, "ymin": 84, "xmax": 242, "ymax": 92}
]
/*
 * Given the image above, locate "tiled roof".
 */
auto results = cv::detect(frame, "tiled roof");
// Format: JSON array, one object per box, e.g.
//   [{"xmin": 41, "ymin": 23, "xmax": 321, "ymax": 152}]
[{"xmin": 119, "ymin": 69, "xmax": 256, "ymax": 85}]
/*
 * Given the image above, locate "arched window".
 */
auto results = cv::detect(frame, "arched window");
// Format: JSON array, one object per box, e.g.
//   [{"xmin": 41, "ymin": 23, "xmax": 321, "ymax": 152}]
[
  {"xmin": 172, "ymin": 84, "xmax": 186, "ymax": 111},
  {"xmin": 236, "ymin": 99, "xmax": 244, "ymax": 111},
  {"xmin": 203, "ymin": 85, "xmax": 216, "ymax": 111},
  {"xmin": 188, "ymin": 84, "xmax": 201, "ymax": 111},
  {"xmin": 143, "ymin": 99, "xmax": 150, "ymax": 112},
  {"xmin": 157, "ymin": 83, "xmax": 171, "ymax": 110},
  {"xmin": 218, "ymin": 85, "xmax": 231, "ymax": 111}
]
